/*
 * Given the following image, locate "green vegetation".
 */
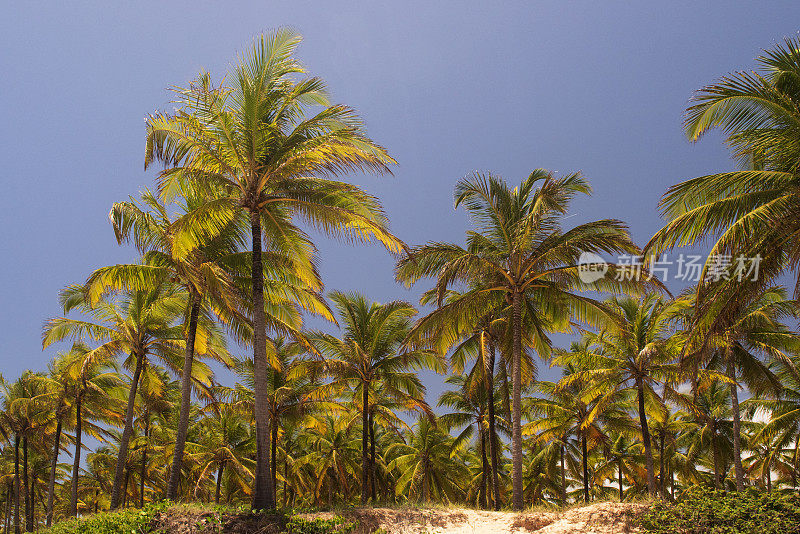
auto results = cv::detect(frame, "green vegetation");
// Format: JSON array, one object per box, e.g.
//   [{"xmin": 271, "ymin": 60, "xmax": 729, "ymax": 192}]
[
  {"xmin": 640, "ymin": 486, "xmax": 800, "ymax": 533},
  {"xmin": 4, "ymin": 27, "xmax": 800, "ymax": 534}
]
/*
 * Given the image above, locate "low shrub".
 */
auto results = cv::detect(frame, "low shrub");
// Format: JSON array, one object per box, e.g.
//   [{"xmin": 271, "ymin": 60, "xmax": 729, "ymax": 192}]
[
  {"xmin": 639, "ymin": 486, "xmax": 800, "ymax": 533},
  {"xmin": 40, "ymin": 502, "xmax": 169, "ymax": 534},
  {"xmin": 286, "ymin": 515, "xmax": 356, "ymax": 534}
]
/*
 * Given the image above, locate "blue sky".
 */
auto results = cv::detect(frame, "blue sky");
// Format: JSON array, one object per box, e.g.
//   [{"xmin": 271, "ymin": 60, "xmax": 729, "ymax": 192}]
[{"xmin": 2, "ymin": 2, "xmax": 798, "ymax": 400}]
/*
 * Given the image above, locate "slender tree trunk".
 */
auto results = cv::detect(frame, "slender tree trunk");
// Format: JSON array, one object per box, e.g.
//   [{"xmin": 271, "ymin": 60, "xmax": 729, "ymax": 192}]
[
  {"xmin": 478, "ymin": 425, "xmax": 487, "ymax": 509},
  {"xmin": 69, "ymin": 395, "xmax": 82, "ymax": 517},
  {"xmin": 5, "ymin": 484, "xmax": 12, "ymax": 534},
  {"xmin": 46, "ymin": 419, "xmax": 62, "ymax": 526},
  {"xmin": 369, "ymin": 413, "xmax": 377, "ymax": 503},
  {"xmin": 167, "ymin": 295, "xmax": 201, "ymax": 501},
  {"xmin": 22, "ymin": 438, "xmax": 31, "ymax": 532},
  {"xmin": 360, "ymin": 383, "xmax": 369, "ymax": 504},
  {"xmin": 140, "ymin": 416, "xmax": 149, "ymax": 508},
  {"xmin": 214, "ymin": 461, "xmax": 225, "ymax": 505},
  {"xmin": 659, "ymin": 430, "xmax": 666, "ymax": 499},
  {"xmin": 560, "ymin": 440, "xmax": 567, "ymax": 505},
  {"xmin": 110, "ymin": 351, "xmax": 145, "ymax": 510},
  {"xmin": 636, "ymin": 379, "xmax": 657, "ymax": 496},
  {"xmin": 727, "ymin": 358, "xmax": 745, "ymax": 491},
  {"xmin": 766, "ymin": 458, "xmax": 772, "ymax": 492},
  {"xmin": 711, "ymin": 428, "xmax": 721, "ymax": 489},
  {"xmin": 271, "ymin": 416, "xmax": 278, "ymax": 496},
  {"xmin": 581, "ymin": 429, "xmax": 589, "ymax": 503},
  {"xmin": 14, "ymin": 435, "xmax": 20, "ymax": 534},
  {"xmin": 510, "ymin": 289, "xmax": 524, "ymax": 511},
  {"xmin": 283, "ymin": 460, "xmax": 288, "ymax": 509},
  {"xmin": 618, "ymin": 457, "xmax": 624, "ymax": 501},
  {"xmin": 421, "ymin": 460, "xmax": 429, "ymax": 502},
  {"xmin": 250, "ymin": 212, "xmax": 276, "ymax": 510},
  {"xmin": 486, "ymin": 336, "xmax": 501, "ymax": 511}
]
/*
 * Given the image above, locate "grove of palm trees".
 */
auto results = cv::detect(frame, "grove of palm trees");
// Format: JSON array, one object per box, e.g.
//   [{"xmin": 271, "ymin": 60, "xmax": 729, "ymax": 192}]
[{"xmin": 5, "ymin": 15, "xmax": 800, "ymax": 534}]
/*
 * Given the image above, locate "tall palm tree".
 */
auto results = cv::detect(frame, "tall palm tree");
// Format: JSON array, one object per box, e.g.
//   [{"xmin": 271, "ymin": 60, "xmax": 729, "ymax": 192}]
[
  {"xmin": 144, "ymin": 29, "xmax": 404, "ymax": 509},
  {"xmin": 42, "ymin": 285, "xmax": 225, "ymax": 509},
  {"xmin": 646, "ymin": 38, "xmax": 800, "ymax": 293},
  {"xmin": 681, "ymin": 284, "xmax": 794, "ymax": 490},
  {"xmin": 558, "ymin": 295, "xmax": 685, "ymax": 496},
  {"xmin": 44, "ymin": 345, "xmax": 122, "ymax": 518},
  {"xmin": 397, "ymin": 170, "xmax": 644, "ymax": 509},
  {"xmin": 311, "ymin": 292, "xmax": 441, "ymax": 504},
  {"xmin": 525, "ymin": 357, "xmax": 635, "ymax": 503}
]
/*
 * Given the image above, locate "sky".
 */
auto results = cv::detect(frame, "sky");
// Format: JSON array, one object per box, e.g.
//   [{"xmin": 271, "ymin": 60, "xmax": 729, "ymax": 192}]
[{"xmin": 2, "ymin": 2, "xmax": 799, "ymax": 403}]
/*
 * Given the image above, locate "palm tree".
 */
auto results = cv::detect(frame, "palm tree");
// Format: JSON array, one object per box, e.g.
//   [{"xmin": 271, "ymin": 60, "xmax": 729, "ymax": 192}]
[
  {"xmin": 593, "ymin": 432, "xmax": 643, "ymax": 501},
  {"xmin": 646, "ymin": 38, "xmax": 800, "ymax": 294},
  {"xmin": 397, "ymin": 170, "xmax": 644, "ymax": 509},
  {"xmin": 558, "ymin": 295, "xmax": 685, "ymax": 496},
  {"xmin": 44, "ymin": 345, "xmax": 122, "ymax": 518},
  {"xmin": 42, "ymin": 285, "xmax": 225, "ymax": 509},
  {"xmin": 525, "ymin": 356, "xmax": 635, "ymax": 503},
  {"xmin": 144, "ymin": 29, "xmax": 403, "ymax": 509},
  {"xmin": 387, "ymin": 418, "xmax": 469, "ymax": 503},
  {"xmin": 438, "ymin": 373, "xmax": 505, "ymax": 509},
  {"xmin": 681, "ymin": 284, "xmax": 794, "ymax": 490},
  {"xmin": 297, "ymin": 415, "xmax": 360, "ymax": 506},
  {"xmin": 311, "ymin": 291, "xmax": 441, "ymax": 504}
]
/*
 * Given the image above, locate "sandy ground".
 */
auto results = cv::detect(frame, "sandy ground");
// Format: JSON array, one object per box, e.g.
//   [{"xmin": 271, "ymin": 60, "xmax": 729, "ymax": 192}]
[{"xmin": 302, "ymin": 502, "xmax": 647, "ymax": 534}]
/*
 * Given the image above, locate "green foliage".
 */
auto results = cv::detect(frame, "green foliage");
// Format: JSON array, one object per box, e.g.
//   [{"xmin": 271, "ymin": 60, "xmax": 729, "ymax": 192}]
[
  {"xmin": 286, "ymin": 515, "xmax": 356, "ymax": 534},
  {"xmin": 639, "ymin": 486, "xmax": 800, "ymax": 533},
  {"xmin": 41, "ymin": 502, "xmax": 169, "ymax": 534}
]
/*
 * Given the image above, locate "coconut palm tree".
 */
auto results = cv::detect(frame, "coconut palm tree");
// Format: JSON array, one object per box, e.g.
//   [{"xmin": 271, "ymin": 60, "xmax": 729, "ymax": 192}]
[
  {"xmin": 525, "ymin": 356, "xmax": 635, "ymax": 503},
  {"xmin": 42, "ymin": 285, "xmax": 225, "ymax": 509},
  {"xmin": 387, "ymin": 417, "xmax": 469, "ymax": 503},
  {"xmin": 310, "ymin": 292, "xmax": 441, "ymax": 504},
  {"xmin": 646, "ymin": 38, "xmax": 800, "ymax": 293},
  {"xmin": 397, "ymin": 170, "xmax": 645, "ymax": 509},
  {"xmin": 144, "ymin": 29, "xmax": 404, "ymax": 509},
  {"xmin": 557, "ymin": 295, "xmax": 686, "ymax": 496}
]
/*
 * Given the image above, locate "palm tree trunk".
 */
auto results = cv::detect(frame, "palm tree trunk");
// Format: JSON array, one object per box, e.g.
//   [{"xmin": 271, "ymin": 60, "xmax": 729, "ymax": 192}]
[
  {"xmin": 110, "ymin": 351, "xmax": 145, "ymax": 510},
  {"xmin": 14, "ymin": 435, "xmax": 20, "ymax": 534},
  {"xmin": 369, "ymin": 412, "xmax": 377, "ymax": 502},
  {"xmin": 271, "ymin": 416, "xmax": 278, "ymax": 495},
  {"xmin": 140, "ymin": 415, "xmax": 149, "ymax": 508},
  {"xmin": 560, "ymin": 440, "xmax": 567, "ymax": 505},
  {"xmin": 215, "ymin": 461, "xmax": 225, "ymax": 505},
  {"xmin": 659, "ymin": 430, "xmax": 666, "ymax": 499},
  {"xmin": 486, "ymin": 336, "xmax": 501, "ymax": 511},
  {"xmin": 727, "ymin": 358, "xmax": 745, "ymax": 491},
  {"xmin": 6, "ymin": 484, "xmax": 12, "ymax": 534},
  {"xmin": 711, "ymin": 429, "xmax": 721, "ymax": 489},
  {"xmin": 46, "ymin": 419, "xmax": 62, "ymax": 526},
  {"xmin": 581, "ymin": 429, "xmax": 589, "ymax": 503},
  {"xmin": 69, "ymin": 395, "xmax": 82, "ymax": 517},
  {"xmin": 511, "ymin": 289, "xmax": 524, "ymax": 511},
  {"xmin": 636, "ymin": 378, "xmax": 657, "ymax": 496},
  {"xmin": 766, "ymin": 457, "xmax": 772, "ymax": 492},
  {"xmin": 167, "ymin": 294, "xmax": 201, "ymax": 501},
  {"xmin": 22, "ymin": 437, "xmax": 31, "ymax": 532},
  {"xmin": 478, "ymin": 425, "xmax": 487, "ymax": 509},
  {"xmin": 250, "ymin": 211, "xmax": 276, "ymax": 510},
  {"xmin": 618, "ymin": 457, "xmax": 624, "ymax": 501},
  {"xmin": 360, "ymin": 383, "xmax": 369, "ymax": 504}
]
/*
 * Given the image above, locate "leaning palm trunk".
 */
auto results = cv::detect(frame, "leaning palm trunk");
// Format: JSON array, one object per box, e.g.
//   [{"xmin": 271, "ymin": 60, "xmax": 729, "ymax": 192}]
[
  {"xmin": 166, "ymin": 294, "xmax": 201, "ymax": 500},
  {"xmin": 69, "ymin": 395, "xmax": 82, "ymax": 516},
  {"xmin": 110, "ymin": 351, "xmax": 145, "ymax": 509},
  {"xmin": 581, "ymin": 429, "xmax": 590, "ymax": 502},
  {"xmin": 361, "ymin": 385, "xmax": 370, "ymax": 504},
  {"xmin": 14, "ymin": 435, "xmax": 20, "ymax": 534},
  {"xmin": 636, "ymin": 378, "xmax": 657, "ymax": 496},
  {"xmin": 485, "ymin": 336, "xmax": 501, "ymax": 510},
  {"xmin": 511, "ymin": 289, "xmax": 524, "ymax": 510},
  {"xmin": 46, "ymin": 418, "xmax": 62, "ymax": 526},
  {"xmin": 727, "ymin": 358, "xmax": 745, "ymax": 491},
  {"xmin": 250, "ymin": 213, "xmax": 276, "ymax": 510},
  {"xmin": 23, "ymin": 438, "xmax": 31, "ymax": 532}
]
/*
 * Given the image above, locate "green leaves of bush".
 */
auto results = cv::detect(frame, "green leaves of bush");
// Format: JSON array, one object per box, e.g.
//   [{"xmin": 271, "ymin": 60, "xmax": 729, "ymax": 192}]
[
  {"xmin": 42, "ymin": 502, "xmax": 169, "ymax": 534},
  {"xmin": 286, "ymin": 515, "xmax": 356, "ymax": 534},
  {"xmin": 640, "ymin": 486, "xmax": 800, "ymax": 533}
]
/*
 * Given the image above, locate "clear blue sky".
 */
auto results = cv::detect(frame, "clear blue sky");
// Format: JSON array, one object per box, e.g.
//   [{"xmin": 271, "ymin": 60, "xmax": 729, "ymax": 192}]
[{"xmin": 2, "ymin": 2, "xmax": 798, "ymax": 399}]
